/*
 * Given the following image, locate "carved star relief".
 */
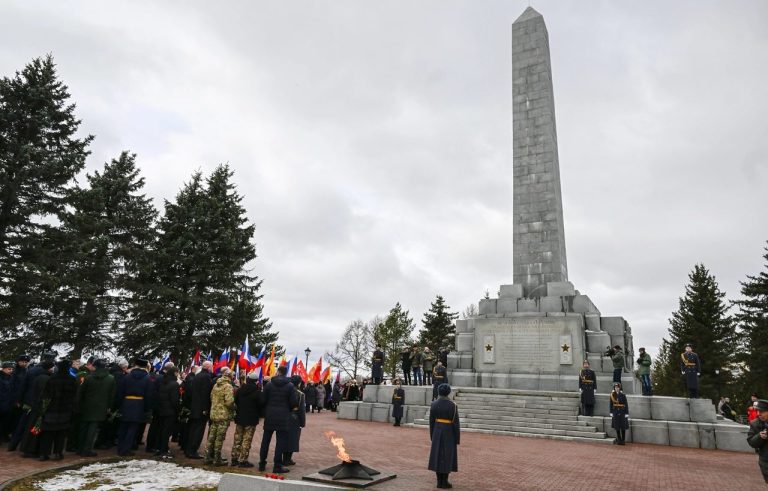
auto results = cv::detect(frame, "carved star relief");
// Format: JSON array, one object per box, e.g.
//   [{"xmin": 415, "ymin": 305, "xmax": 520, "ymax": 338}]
[
  {"xmin": 561, "ymin": 343, "xmax": 570, "ymax": 352},
  {"xmin": 485, "ymin": 344, "xmax": 493, "ymax": 352}
]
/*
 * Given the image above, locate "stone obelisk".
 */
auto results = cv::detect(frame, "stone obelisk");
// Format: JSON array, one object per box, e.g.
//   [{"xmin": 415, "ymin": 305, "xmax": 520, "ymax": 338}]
[{"xmin": 512, "ymin": 7, "xmax": 568, "ymax": 298}]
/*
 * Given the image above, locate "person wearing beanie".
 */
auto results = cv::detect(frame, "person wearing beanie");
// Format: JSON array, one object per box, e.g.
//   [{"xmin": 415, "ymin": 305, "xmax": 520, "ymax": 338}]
[
  {"xmin": 747, "ymin": 393, "xmax": 761, "ymax": 423},
  {"xmin": 428, "ymin": 383, "xmax": 460, "ymax": 489},
  {"xmin": 747, "ymin": 399, "xmax": 768, "ymax": 483},
  {"xmin": 205, "ymin": 368, "xmax": 234, "ymax": 465},
  {"xmin": 38, "ymin": 359, "xmax": 78, "ymax": 461},
  {"xmin": 283, "ymin": 375, "xmax": 306, "ymax": 467},
  {"xmin": 76, "ymin": 358, "xmax": 116, "ymax": 457},
  {"xmin": 636, "ymin": 348, "xmax": 653, "ymax": 396},
  {"xmin": 230, "ymin": 371, "xmax": 264, "ymax": 468},
  {"xmin": 609, "ymin": 382, "xmax": 630, "ymax": 445}
]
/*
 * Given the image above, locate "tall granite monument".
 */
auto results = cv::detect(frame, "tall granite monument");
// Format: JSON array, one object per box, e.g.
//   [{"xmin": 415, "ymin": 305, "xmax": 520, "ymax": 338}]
[{"xmin": 448, "ymin": 7, "xmax": 636, "ymax": 393}]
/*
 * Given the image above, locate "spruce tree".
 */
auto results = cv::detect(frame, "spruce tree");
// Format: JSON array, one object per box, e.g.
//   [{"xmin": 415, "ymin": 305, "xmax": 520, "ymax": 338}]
[
  {"xmin": 733, "ymin": 242, "xmax": 768, "ymax": 401},
  {"xmin": 418, "ymin": 295, "xmax": 458, "ymax": 354},
  {"xmin": 0, "ymin": 55, "xmax": 92, "ymax": 357},
  {"xmin": 654, "ymin": 264, "xmax": 735, "ymax": 400},
  {"xmin": 375, "ymin": 303, "xmax": 415, "ymax": 380}
]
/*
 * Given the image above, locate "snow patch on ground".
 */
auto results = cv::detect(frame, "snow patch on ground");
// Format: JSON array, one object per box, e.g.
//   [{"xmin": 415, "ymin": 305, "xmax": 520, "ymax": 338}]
[{"xmin": 34, "ymin": 459, "xmax": 222, "ymax": 491}]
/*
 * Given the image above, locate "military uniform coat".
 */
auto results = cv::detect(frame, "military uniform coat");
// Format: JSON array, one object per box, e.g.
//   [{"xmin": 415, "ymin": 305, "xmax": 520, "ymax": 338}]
[
  {"xmin": 117, "ymin": 368, "xmax": 152, "ymax": 423},
  {"xmin": 428, "ymin": 396, "xmax": 460, "ymax": 473},
  {"xmin": 77, "ymin": 368, "xmax": 116, "ymax": 422},
  {"xmin": 209, "ymin": 378, "xmax": 234, "ymax": 422},
  {"xmin": 372, "ymin": 350, "xmax": 384, "ymax": 380},
  {"xmin": 432, "ymin": 366, "xmax": 448, "ymax": 386},
  {"xmin": 579, "ymin": 369, "xmax": 597, "ymax": 406},
  {"xmin": 287, "ymin": 391, "xmax": 306, "ymax": 452},
  {"xmin": 609, "ymin": 391, "xmax": 629, "ymax": 430},
  {"xmin": 680, "ymin": 352, "xmax": 701, "ymax": 390},
  {"xmin": 391, "ymin": 387, "xmax": 404, "ymax": 419}
]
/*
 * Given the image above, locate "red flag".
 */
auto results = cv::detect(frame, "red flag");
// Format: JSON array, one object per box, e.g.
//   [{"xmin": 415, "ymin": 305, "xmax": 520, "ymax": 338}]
[
  {"xmin": 191, "ymin": 349, "xmax": 201, "ymax": 367},
  {"xmin": 320, "ymin": 365, "xmax": 331, "ymax": 384},
  {"xmin": 295, "ymin": 360, "xmax": 308, "ymax": 383},
  {"xmin": 308, "ymin": 357, "xmax": 323, "ymax": 383}
]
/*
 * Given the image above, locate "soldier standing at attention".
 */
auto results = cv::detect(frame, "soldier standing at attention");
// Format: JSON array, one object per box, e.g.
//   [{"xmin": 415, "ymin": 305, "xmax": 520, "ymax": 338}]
[
  {"xmin": 680, "ymin": 343, "xmax": 701, "ymax": 398},
  {"xmin": 579, "ymin": 360, "xmax": 597, "ymax": 416},
  {"xmin": 391, "ymin": 379, "xmax": 404, "ymax": 426},
  {"xmin": 371, "ymin": 346, "xmax": 384, "ymax": 385},
  {"xmin": 746, "ymin": 399, "xmax": 768, "ymax": 483},
  {"xmin": 428, "ymin": 383, "xmax": 460, "ymax": 489},
  {"xmin": 205, "ymin": 368, "xmax": 234, "ymax": 466},
  {"xmin": 432, "ymin": 361, "xmax": 448, "ymax": 401},
  {"xmin": 609, "ymin": 382, "xmax": 629, "ymax": 445},
  {"xmin": 116, "ymin": 358, "xmax": 152, "ymax": 457}
]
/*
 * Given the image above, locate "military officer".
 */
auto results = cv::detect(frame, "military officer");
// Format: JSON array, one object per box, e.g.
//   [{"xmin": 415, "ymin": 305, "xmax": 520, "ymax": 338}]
[
  {"xmin": 371, "ymin": 346, "xmax": 384, "ymax": 385},
  {"xmin": 391, "ymin": 379, "xmax": 404, "ymax": 426},
  {"xmin": 116, "ymin": 358, "xmax": 152, "ymax": 456},
  {"xmin": 428, "ymin": 383, "xmax": 460, "ymax": 489},
  {"xmin": 746, "ymin": 399, "xmax": 768, "ymax": 483},
  {"xmin": 432, "ymin": 361, "xmax": 448, "ymax": 401},
  {"xmin": 609, "ymin": 382, "xmax": 629, "ymax": 445},
  {"xmin": 579, "ymin": 360, "xmax": 597, "ymax": 416},
  {"xmin": 679, "ymin": 343, "xmax": 701, "ymax": 398},
  {"xmin": 204, "ymin": 368, "xmax": 234, "ymax": 466}
]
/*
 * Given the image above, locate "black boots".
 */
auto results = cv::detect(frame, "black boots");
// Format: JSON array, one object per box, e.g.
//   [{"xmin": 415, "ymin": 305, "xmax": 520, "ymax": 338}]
[{"xmin": 436, "ymin": 473, "xmax": 453, "ymax": 489}]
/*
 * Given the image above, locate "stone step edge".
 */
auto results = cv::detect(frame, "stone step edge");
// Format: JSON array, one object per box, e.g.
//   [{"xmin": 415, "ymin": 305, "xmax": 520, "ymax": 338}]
[
  {"xmin": 455, "ymin": 387, "xmax": 581, "ymax": 399},
  {"xmin": 405, "ymin": 424, "xmax": 614, "ymax": 445},
  {"xmin": 413, "ymin": 420, "xmax": 603, "ymax": 438}
]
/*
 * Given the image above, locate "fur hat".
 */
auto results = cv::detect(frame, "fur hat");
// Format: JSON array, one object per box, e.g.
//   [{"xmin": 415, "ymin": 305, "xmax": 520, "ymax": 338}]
[{"xmin": 437, "ymin": 383, "xmax": 451, "ymax": 397}]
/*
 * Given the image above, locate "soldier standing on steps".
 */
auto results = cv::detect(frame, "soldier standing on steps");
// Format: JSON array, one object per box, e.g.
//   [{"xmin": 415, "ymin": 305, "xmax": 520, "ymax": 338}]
[
  {"xmin": 579, "ymin": 360, "xmax": 597, "ymax": 416},
  {"xmin": 391, "ymin": 379, "xmax": 404, "ymax": 426},
  {"xmin": 371, "ymin": 346, "xmax": 384, "ymax": 385},
  {"xmin": 432, "ymin": 361, "xmax": 448, "ymax": 401},
  {"xmin": 680, "ymin": 343, "xmax": 701, "ymax": 399},
  {"xmin": 609, "ymin": 382, "xmax": 629, "ymax": 445}
]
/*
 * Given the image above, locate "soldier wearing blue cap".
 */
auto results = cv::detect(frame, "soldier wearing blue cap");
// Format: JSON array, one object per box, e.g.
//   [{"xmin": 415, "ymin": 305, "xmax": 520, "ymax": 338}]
[
  {"xmin": 428, "ymin": 383, "xmax": 460, "ymax": 489},
  {"xmin": 609, "ymin": 382, "xmax": 629, "ymax": 445},
  {"xmin": 115, "ymin": 358, "xmax": 152, "ymax": 456},
  {"xmin": 680, "ymin": 344, "xmax": 701, "ymax": 398},
  {"xmin": 747, "ymin": 399, "xmax": 768, "ymax": 483}
]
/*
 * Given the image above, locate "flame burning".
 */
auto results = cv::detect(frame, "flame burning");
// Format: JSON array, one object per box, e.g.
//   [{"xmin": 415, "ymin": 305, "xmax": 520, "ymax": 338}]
[{"xmin": 324, "ymin": 430, "xmax": 352, "ymax": 463}]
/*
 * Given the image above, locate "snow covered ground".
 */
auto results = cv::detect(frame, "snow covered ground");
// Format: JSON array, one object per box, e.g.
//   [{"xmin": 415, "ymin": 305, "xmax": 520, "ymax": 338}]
[{"xmin": 33, "ymin": 459, "xmax": 222, "ymax": 491}]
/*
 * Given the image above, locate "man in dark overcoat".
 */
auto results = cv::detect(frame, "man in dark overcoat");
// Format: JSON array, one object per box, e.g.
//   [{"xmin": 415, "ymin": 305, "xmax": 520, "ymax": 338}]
[
  {"xmin": 431, "ymin": 362, "xmax": 448, "ymax": 401},
  {"xmin": 400, "ymin": 348, "xmax": 412, "ymax": 385},
  {"xmin": 76, "ymin": 359, "xmax": 115, "ymax": 456},
  {"xmin": 428, "ymin": 383, "xmax": 460, "ymax": 489},
  {"xmin": 391, "ymin": 379, "xmax": 404, "ymax": 426},
  {"xmin": 116, "ymin": 358, "xmax": 152, "ymax": 456},
  {"xmin": 371, "ymin": 346, "xmax": 384, "ymax": 385},
  {"xmin": 747, "ymin": 399, "xmax": 768, "ymax": 483},
  {"xmin": 609, "ymin": 382, "xmax": 629, "ymax": 445},
  {"xmin": 230, "ymin": 372, "xmax": 263, "ymax": 467},
  {"xmin": 185, "ymin": 361, "xmax": 213, "ymax": 458},
  {"xmin": 38, "ymin": 359, "xmax": 78, "ymax": 460},
  {"xmin": 6, "ymin": 354, "xmax": 29, "ymax": 444},
  {"xmin": 579, "ymin": 360, "xmax": 597, "ymax": 416},
  {"xmin": 258, "ymin": 366, "xmax": 297, "ymax": 473},
  {"xmin": 679, "ymin": 343, "xmax": 701, "ymax": 398},
  {"xmin": 9, "ymin": 351, "xmax": 54, "ymax": 451},
  {"xmin": 283, "ymin": 375, "xmax": 306, "ymax": 467}
]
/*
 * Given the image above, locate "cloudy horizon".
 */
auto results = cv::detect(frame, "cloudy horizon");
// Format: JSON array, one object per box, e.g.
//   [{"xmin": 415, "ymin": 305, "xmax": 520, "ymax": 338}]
[{"xmin": 2, "ymin": 0, "xmax": 766, "ymax": 362}]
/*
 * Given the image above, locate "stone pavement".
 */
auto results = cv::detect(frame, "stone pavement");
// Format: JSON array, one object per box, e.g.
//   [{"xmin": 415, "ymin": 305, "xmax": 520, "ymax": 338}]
[{"xmin": 1, "ymin": 411, "xmax": 764, "ymax": 490}]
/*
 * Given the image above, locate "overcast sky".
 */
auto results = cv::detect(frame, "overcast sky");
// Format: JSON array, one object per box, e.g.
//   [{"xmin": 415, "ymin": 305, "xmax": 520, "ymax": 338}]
[{"xmin": 1, "ymin": 0, "xmax": 766, "ymax": 362}]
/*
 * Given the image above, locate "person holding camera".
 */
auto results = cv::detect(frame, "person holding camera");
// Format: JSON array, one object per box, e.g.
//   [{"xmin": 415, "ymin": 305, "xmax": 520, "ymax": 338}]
[
  {"xmin": 610, "ymin": 345, "xmax": 624, "ymax": 384},
  {"xmin": 746, "ymin": 399, "xmax": 768, "ymax": 483},
  {"xmin": 636, "ymin": 347, "xmax": 652, "ymax": 396}
]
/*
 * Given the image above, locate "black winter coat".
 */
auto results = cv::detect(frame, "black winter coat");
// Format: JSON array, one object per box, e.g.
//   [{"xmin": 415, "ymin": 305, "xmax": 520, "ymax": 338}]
[
  {"xmin": 234, "ymin": 382, "xmax": 263, "ymax": 426},
  {"xmin": 305, "ymin": 384, "xmax": 317, "ymax": 406},
  {"xmin": 262, "ymin": 376, "xmax": 296, "ymax": 431},
  {"xmin": 20, "ymin": 364, "xmax": 46, "ymax": 407},
  {"xmin": 189, "ymin": 369, "xmax": 213, "ymax": 419},
  {"xmin": 287, "ymin": 391, "xmax": 306, "ymax": 452},
  {"xmin": 41, "ymin": 371, "xmax": 78, "ymax": 431},
  {"xmin": 0, "ymin": 372, "xmax": 12, "ymax": 412},
  {"xmin": 156, "ymin": 378, "xmax": 181, "ymax": 418},
  {"xmin": 10, "ymin": 364, "xmax": 26, "ymax": 406}
]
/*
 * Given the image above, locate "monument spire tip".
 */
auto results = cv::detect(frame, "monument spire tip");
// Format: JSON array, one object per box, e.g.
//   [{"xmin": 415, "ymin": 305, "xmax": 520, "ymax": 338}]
[{"xmin": 514, "ymin": 6, "xmax": 543, "ymax": 24}]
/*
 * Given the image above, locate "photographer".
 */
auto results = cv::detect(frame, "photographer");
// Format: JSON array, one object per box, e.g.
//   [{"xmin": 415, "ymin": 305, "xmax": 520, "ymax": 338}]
[
  {"xmin": 636, "ymin": 348, "xmax": 652, "ymax": 396},
  {"xmin": 610, "ymin": 345, "xmax": 624, "ymax": 384},
  {"xmin": 746, "ymin": 399, "xmax": 768, "ymax": 483}
]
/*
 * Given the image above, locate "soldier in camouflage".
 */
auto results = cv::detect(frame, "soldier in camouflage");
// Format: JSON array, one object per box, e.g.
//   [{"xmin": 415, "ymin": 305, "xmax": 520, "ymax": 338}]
[{"xmin": 204, "ymin": 369, "xmax": 234, "ymax": 465}]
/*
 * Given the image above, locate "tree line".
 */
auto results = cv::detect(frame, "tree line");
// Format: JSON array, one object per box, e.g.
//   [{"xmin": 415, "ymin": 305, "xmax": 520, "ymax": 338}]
[
  {"xmin": 0, "ymin": 56, "xmax": 276, "ymax": 362},
  {"xmin": 652, "ymin": 245, "xmax": 768, "ymax": 412}
]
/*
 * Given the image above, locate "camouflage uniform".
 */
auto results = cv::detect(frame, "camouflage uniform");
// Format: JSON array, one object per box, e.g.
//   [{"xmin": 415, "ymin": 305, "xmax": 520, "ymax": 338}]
[
  {"xmin": 205, "ymin": 376, "xmax": 234, "ymax": 464},
  {"xmin": 230, "ymin": 425, "xmax": 256, "ymax": 463}
]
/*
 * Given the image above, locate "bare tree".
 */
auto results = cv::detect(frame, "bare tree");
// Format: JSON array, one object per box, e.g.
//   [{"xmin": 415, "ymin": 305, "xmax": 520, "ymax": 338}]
[
  {"xmin": 461, "ymin": 303, "xmax": 478, "ymax": 319},
  {"xmin": 328, "ymin": 319, "xmax": 375, "ymax": 380}
]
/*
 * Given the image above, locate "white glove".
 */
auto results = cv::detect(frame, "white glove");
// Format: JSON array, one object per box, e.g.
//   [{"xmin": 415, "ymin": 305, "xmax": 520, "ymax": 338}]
[
  {"xmin": 625, "ymin": 415, "xmax": 629, "ymax": 418},
  {"xmin": 579, "ymin": 389, "xmax": 582, "ymax": 393},
  {"xmin": 681, "ymin": 372, "xmax": 685, "ymax": 375},
  {"xmin": 697, "ymin": 373, "xmax": 700, "ymax": 376},
  {"xmin": 609, "ymin": 413, "xmax": 613, "ymax": 417}
]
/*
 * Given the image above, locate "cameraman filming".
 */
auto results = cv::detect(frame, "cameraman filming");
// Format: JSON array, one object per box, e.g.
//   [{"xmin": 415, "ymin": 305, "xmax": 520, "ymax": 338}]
[{"xmin": 747, "ymin": 399, "xmax": 768, "ymax": 483}]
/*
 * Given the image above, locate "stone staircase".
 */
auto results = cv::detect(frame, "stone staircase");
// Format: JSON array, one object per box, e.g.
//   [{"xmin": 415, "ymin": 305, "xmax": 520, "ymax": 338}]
[{"xmin": 411, "ymin": 387, "xmax": 613, "ymax": 444}]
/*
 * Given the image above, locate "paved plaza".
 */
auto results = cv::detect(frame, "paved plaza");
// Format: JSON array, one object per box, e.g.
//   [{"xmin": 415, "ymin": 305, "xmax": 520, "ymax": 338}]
[{"xmin": 1, "ymin": 410, "xmax": 764, "ymax": 490}]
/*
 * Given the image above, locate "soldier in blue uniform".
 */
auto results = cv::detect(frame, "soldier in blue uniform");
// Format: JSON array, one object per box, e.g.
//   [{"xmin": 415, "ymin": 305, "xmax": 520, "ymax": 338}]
[
  {"xmin": 371, "ymin": 346, "xmax": 384, "ymax": 385},
  {"xmin": 431, "ymin": 362, "xmax": 448, "ymax": 401},
  {"xmin": 579, "ymin": 360, "xmax": 597, "ymax": 416},
  {"xmin": 609, "ymin": 382, "xmax": 629, "ymax": 445},
  {"xmin": 116, "ymin": 358, "xmax": 152, "ymax": 456},
  {"xmin": 391, "ymin": 379, "xmax": 404, "ymax": 426},
  {"xmin": 428, "ymin": 383, "xmax": 460, "ymax": 489},
  {"xmin": 679, "ymin": 343, "xmax": 701, "ymax": 398}
]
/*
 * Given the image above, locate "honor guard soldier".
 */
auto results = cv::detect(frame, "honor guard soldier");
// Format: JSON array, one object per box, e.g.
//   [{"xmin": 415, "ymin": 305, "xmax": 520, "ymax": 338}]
[
  {"xmin": 116, "ymin": 358, "xmax": 152, "ymax": 456},
  {"xmin": 609, "ymin": 382, "xmax": 629, "ymax": 445},
  {"xmin": 579, "ymin": 360, "xmax": 597, "ymax": 416},
  {"xmin": 432, "ymin": 362, "xmax": 448, "ymax": 401},
  {"xmin": 746, "ymin": 399, "xmax": 768, "ymax": 483},
  {"xmin": 371, "ymin": 346, "xmax": 384, "ymax": 385},
  {"xmin": 679, "ymin": 343, "xmax": 701, "ymax": 398},
  {"xmin": 391, "ymin": 379, "xmax": 404, "ymax": 426},
  {"xmin": 429, "ymin": 383, "xmax": 460, "ymax": 489}
]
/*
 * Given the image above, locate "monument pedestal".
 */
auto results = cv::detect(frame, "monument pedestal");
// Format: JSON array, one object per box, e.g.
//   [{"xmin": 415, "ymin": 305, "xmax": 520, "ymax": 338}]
[{"xmin": 448, "ymin": 281, "xmax": 637, "ymax": 394}]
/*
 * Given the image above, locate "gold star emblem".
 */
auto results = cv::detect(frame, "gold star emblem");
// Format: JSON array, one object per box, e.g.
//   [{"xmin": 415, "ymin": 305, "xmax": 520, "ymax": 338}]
[
  {"xmin": 485, "ymin": 344, "xmax": 493, "ymax": 352},
  {"xmin": 561, "ymin": 343, "xmax": 570, "ymax": 352}
]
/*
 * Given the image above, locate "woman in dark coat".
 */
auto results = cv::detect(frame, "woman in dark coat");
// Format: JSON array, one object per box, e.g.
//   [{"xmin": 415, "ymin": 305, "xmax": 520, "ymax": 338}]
[
  {"xmin": 391, "ymin": 379, "xmax": 405, "ymax": 426},
  {"xmin": 19, "ymin": 360, "xmax": 54, "ymax": 458},
  {"xmin": 428, "ymin": 383, "xmax": 460, "ymax": 489},
  {"xmin": 283, "ymin": 376, "xmax": 306, "ymax": 466},
  {"xmin": 38, "ymin": 360, "xmax": 78, "ymax": 460},
  {"xmin": 609, "ymin": 382, "xmax": 629, "ymax": 445},
  {"xmin": 304, "ymin": 382, "xmax": 317, "ymax": 413},
  {"xmin": 331, "ymin": 383, "xmax": 342, "ymax": 411},
  {"xmin": 155, "ymin": 367, "xmax": 180, "ymax": 457}
]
